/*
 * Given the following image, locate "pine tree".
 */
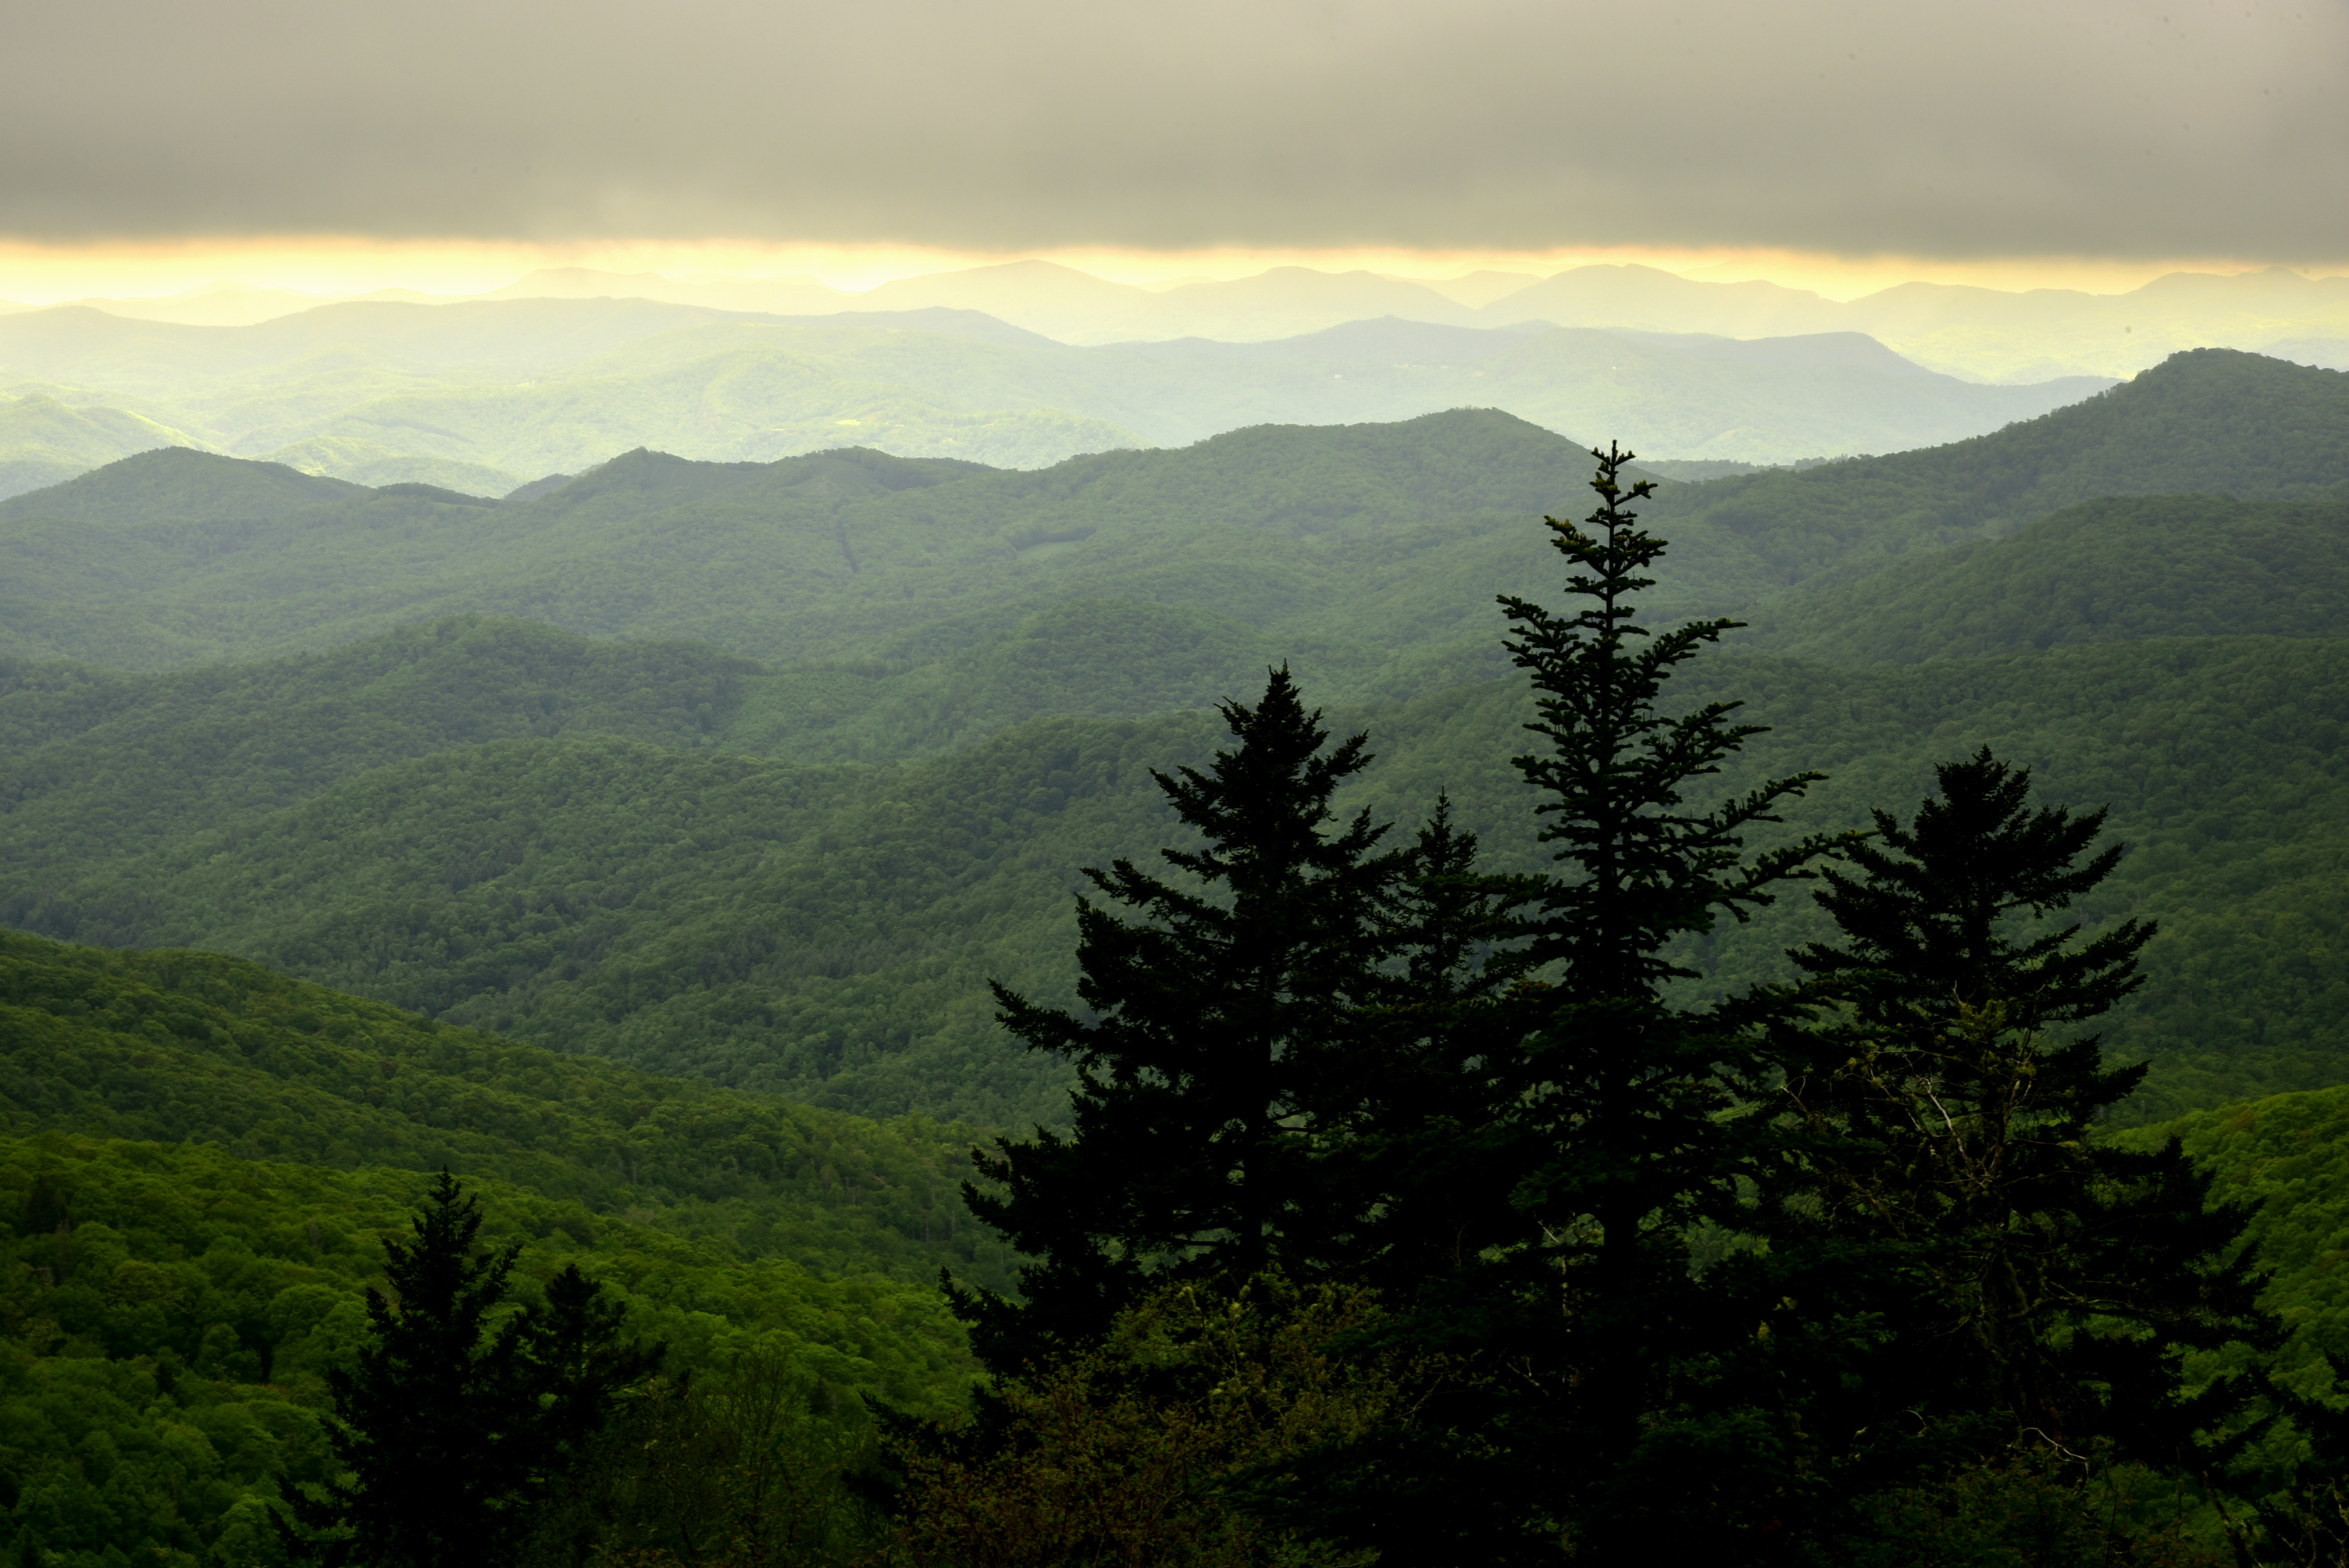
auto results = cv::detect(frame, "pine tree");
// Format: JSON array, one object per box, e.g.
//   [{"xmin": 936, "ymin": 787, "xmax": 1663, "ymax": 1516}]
[
  {"xmin": 280, "ymin": 1171, "xmax": 532, "ymax": 1565},
  {"xmin": 1270, "ymin": 801, "xmax": 1567, "ymax": 1566},
  {"xmin": 1760, "ymin": 750, "xmax": 2270, "ymax": 1491},
  {"xmin": 1491, "ymin": 442, "xmax": 1847, "ymax": 1549},
  {"xmin": 957, "ymin": 668, "xmax": 1405, "ymax": 1375}
]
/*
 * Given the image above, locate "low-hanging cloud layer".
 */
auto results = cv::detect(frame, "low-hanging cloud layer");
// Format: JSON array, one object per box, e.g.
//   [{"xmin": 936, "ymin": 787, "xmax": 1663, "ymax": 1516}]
[{"xmin": 7, "ymin": 0, "xmax": 2344, "ymax": 262}]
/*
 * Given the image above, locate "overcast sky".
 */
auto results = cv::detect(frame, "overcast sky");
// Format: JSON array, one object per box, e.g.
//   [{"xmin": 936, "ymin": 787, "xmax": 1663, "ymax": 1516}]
[{"xmin": 5, "ymin": 0, "xmax": 2344, "ymax": 264}]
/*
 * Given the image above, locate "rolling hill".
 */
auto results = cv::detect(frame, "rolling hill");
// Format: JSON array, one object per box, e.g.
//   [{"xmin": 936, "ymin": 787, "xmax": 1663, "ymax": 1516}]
[
  {"xmin": 0, "ymin": 928, "xmax": 1000, "ymax": 1561},
  {"xmin": 0, "ymin": 391, "xmax": 205, "ymax": 501},
  {"xmin": 9, "ymin": 610, "xmax": 2349, "ymax": 1126},
  {"xmin": 1740, "ymin": 490, "xmax": 2349, "ymax": 663},
  {"xmin": 1636, "ymin": 348, "xmax": 2349, "ymax": 608}
]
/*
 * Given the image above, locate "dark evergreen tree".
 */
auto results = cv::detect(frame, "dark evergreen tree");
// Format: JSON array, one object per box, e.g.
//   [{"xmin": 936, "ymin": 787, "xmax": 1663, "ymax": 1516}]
[
  {"xmin": 280, "ymin": 1171, "xmax": 533, "ymax": 1565},
  {"xmin": 516, "ymin": 1262, "xmax": 666, "ymax": 1481},
  {"xmin": 1328, "ymin": 800, "xmax": 1531, "ymax": 1297},
  {"xmin": 16, "ymin": 1174, "xmax": 66, "ymax": 1238},
  {"xmin": 1490, "ymin": 442, "xmax": 1848, "ymax": 1552},
  {"xmin": 1753, "ymin": 750, "xmax": 2272, "ymax": 1519},
  {"xmin": 509, "ymin": 1262, "xmax": 668, "ymax": 1565},
  {"xmin": 281, "ymin": 1174, "xmax": 658, "ymax": 1567},
  {"xmin": 957, "ymin": 668, "xmax": 1404, "ymax": 1375},
  {"xmin": 1243, "ymin": 801, "xmax": 1563, "ymax": 1568}
]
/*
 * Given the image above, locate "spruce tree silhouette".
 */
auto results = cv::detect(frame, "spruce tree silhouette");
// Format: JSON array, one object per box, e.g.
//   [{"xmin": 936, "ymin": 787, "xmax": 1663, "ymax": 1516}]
[
  {"xmin": 957, "ymin": 666, "xmax": 1403, "ymax": 1374},
  {"xmin": 1492, "ymin": 442, "xmax": 1848, "ymax": 1552},
  {"xmin": 15, "ymin": 1174, "xmax": 66, "ymax": 1238},
  {"xmin": 1760, "ymin": 750, "xmax": 2270, "ymax": 1495},
  {"xmin": 1328, "ymin": 799, "xmax": 1531, "ymax": 1296},
  {"xmin": 280, "ymin": 1171, "xmax": 537, "ymax": 1566}
]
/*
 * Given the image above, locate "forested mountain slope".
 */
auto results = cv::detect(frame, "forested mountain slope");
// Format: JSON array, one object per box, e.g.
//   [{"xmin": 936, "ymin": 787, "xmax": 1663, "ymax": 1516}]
[
  {"xmin": 0, "ymin": 931, "xmax": 996, "ymax": 1559},
  {"xmin": 0, "ymin": 392, "xmax": 202, "ymax": 501},
  {"xmin": 2, "ymin": 629, "xmax": 1226, "ymax": 1120},
  {"xmin": 2127, "ymin": 1082, "xmax": 2349, "ymax": 1390},
  {"xmin": 0, "ymin": 931, "xmax": 1006, "ymax": 1296},
  {"xmin": 1639, "ymin": 348, "xmax": 2349, "ymax": 600},
  {"xmin": 9, "ymin": 614, "xmax": 2349, "ymax": 1124},
  {"xmin": 1739, "ymin": 490, "xmax": 2349, "ymax": 662},
  {"xmin": 0, "ymin": 619, "xmax": 760, "ymax": 873},
  {"xmin": 0, "ymin": 444, "xmax": 367, "ymax": 522},
  {"xmin": 0, "ymin": 412, "xmax": 1588, "ymax": 679}
]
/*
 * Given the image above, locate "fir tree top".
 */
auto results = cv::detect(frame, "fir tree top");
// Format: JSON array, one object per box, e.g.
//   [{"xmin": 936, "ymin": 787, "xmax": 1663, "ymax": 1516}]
[{"xmin": 1498, "ymin": 441, "xmax": 1840, "ymax": 1000}]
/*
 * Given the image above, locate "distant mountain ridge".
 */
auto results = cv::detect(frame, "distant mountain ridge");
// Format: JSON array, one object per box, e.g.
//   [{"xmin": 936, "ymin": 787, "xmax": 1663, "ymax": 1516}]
[
  {"xmin": 0, "ymin": 390, "xmax": 205, "ymax": 499},
  {"xmin": 0, "ymin": 349, "xmax": 2334, "ymax": 692},
  {"xmin": 1641, "ymin": 348, "xmax": 2349, "ymax": 601},
  {"xmin": 0, "ymin": 295, "xmax": 2115, "ymax": 498},
  {"xmin": 0, "ymin": 444, "xmax": 364, "ymax": 522},
  {"xmin": 29, "ymin": 258, "xmax": 2348, "ymax": 383}
]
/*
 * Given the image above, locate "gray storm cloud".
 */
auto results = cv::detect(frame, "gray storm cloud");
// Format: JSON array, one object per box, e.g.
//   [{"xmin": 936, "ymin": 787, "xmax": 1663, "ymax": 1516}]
[{"xmin": 5, "ymin": 0, "xmax": 2344, "ymax": 258}]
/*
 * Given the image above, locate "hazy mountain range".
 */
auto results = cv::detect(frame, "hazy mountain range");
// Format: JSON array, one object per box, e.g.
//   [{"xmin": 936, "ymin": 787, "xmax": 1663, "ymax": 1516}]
[
  {"xmin": 9, "ymin": 258, "xmax": 2347, "ymax": 382},
  {"xmin": 0, "ymin": 297, "xmax": 2111, "ymax": 499}
]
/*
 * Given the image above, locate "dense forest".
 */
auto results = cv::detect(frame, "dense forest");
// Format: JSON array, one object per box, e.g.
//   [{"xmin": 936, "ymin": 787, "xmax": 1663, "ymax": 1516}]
[
  {"xmin": 13, "ymin": 614, "xmax": 2349, "ymax": 1124},
  {"xmin": 0, "ymin": 932, "xmax": 1001, "ymax": 1559},
  {"xmin": 3, "ymin": 347, "xmax": 2349, "ymax": 1562}
]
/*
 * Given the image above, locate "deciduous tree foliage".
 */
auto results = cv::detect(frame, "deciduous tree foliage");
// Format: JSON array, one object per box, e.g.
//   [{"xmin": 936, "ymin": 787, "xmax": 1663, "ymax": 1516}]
[{"xmin": 892, "ymin": 1274, "xmax": 1416, "ymax": 1568}]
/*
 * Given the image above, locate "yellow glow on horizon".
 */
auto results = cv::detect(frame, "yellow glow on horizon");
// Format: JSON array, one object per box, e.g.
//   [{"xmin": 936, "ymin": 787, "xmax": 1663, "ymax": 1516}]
[{"xmin": 0, "ymin": 235, "xmax": 2337, "ymax": 308}]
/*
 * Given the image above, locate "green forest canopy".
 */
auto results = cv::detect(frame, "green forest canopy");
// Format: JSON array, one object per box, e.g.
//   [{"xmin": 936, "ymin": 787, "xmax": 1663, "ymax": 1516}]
[{"xmin": 6, "ymin": 609, "xmax": 2349, "ymax": 1124}]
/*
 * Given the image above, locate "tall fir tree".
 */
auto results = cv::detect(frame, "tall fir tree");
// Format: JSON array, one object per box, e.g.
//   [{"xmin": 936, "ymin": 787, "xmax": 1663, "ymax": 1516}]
[
  {"xmin": 517, "ymin": 1262, "xmax": 665, "ymax": 1475},
  {"xmin": 1752, "ymin": 750, "xmax": 2271, "ymax": 1523},
  {"xmin": 957, "ymin": 668, "xmax": 1404, "ymax": 1375},
  {"xmin": 1491, "ymin": 442, "xmax": 1848, "ymax": 1552},
  {"xmin": 1264, "ymin": 800, "xmax": 1565, "ymax": 1567}
]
